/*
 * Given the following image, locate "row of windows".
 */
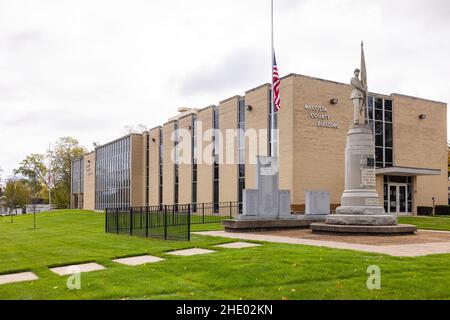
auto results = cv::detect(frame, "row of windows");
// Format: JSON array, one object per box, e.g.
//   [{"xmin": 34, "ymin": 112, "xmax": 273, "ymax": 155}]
[
  {"xmin": 95, "ymin": 136, "xmax": 131, "ymax": 210},
  {"xmin": 71, "ymin": 158, "xmax": 84, "ymax": 194},
  {"xmin": 213, "ymin": 106, "xmax": 220, "ymax": 212},
  {"xmin": 174, "ymin": 122, "xmax": 179, "ymax": 206},
  {"xmin": 367, "ymin": 96, "xmax": 394, "ymax": 168},
  {"xmin": 238, "ymin": 99, "xmax": 246, "ymax": 212},
  {"xmin": 192, "ymin": 115, "xmax": 198, "ymax": 208},
  {"xmin": 159, "ymin": 128, "xmax": 163, "ymax": 207},
  {"xmin": 145, "ymin": 133, "xmax": 150, "ymax": 206}
]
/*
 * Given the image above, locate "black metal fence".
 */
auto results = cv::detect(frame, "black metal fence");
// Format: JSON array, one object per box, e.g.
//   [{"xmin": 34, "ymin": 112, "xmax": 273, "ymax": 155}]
[
  {"xmin": 190, "ymin": 202, "xmax": 239, "ymax": 225},
  {"xmin": 105, "ymin": 202, "xmax": 239, "ymax": 241},
  {"xmin": 106, "ymin": 205, "xmax": 191, "ymax": 241}
]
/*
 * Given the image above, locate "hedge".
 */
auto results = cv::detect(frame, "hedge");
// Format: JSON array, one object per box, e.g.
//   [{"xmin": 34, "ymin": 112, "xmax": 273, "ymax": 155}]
[
  {"xmin": 417, "ymin": 206, "xmax": 433, "ymax": 216},
  {"xmin": 435, "ymin": 205, "xmax": 450, "ymax": 216}
]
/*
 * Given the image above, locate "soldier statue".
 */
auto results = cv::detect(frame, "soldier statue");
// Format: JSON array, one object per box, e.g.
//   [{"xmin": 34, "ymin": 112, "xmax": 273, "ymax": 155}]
[{"xmin": 350, "ymin": 68, "xmax": 366, "ymax": 125}]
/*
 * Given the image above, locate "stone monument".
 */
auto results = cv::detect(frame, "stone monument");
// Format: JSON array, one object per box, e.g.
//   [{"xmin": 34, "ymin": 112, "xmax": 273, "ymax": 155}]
[
  {"xmin": 310, "ymin": 42, "xmax": 416, "ymax": 235},
  {"xmin": 305, "ymin": 191, "xmax": 330, "ymax": 216},
  {"xmin": 223, "ymin": 156, "xmax": 326, "ymax": 232},
  {"xmin": 239, "ymin": 156, "xmax": 292, "ymax": 220}
]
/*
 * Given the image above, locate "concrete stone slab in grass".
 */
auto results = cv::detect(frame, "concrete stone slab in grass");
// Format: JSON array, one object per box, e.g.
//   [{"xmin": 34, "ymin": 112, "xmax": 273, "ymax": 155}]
[
  {"xmin": 215, "ymin": 242, "xmax": 262, "ymax": 249},
  {"xmin": 50, "ymin": 263, "xmax": 106, "ymax": 276},
  {"xmin": 0, "ymin": 272, "xmax": 38, "ymax": 286},
  {"xmin": 166, "ymin": 248, "xmax": 216, "ymax": 256},
  {"xmin": 113, "ymin": 255, "xmax": 165, "ymax": 266}
]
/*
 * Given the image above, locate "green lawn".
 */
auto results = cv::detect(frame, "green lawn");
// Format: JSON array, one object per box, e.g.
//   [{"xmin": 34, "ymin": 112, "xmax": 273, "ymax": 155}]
[
  {"xmin": 1, "ymin": 210, "xmax": 450, "ymax": 300},
  {"xmin": 399, "ymin": 216, "xmax": 450, "ymax": 232}
]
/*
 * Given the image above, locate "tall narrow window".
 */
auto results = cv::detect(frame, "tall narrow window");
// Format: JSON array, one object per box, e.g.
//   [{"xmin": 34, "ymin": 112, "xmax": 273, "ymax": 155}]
[
  {"xmin": 192, "ymin": 115, "xmax": 198, "ymax": 212},
  {"xmin": 159, "ymin": 128, "xmax": 163, "ymax": 210},
  {"xmin": 145, "ymin": 133, "xmax": 150, "ymax": 206},
  {"xmin": 268, "ymin": 89, "xmax": 278, "ymax": 156},
  {"xmin": 174, "ymin": 122, "xmax": 179, "ymax": 210},
  {"xmin": 238, "ymin": 98, "xmax": 246, "ymax": 213},
  {"xmin": 95, "ymin": 136, "xmax": 131, "ymax": 210},
  {"xmin": 367, "ymin": 96, "xmax": 394, "ymax": 168},
  {"xmin": 213, "ymin": 106, "xmax": 220, "ymax": 213}
]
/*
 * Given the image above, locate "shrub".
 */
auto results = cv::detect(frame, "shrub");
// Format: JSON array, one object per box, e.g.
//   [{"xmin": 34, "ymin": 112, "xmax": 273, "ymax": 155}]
[
  {"xmin": 417, "ymin": 206, "xmax": 433, "ymax": 216},
  {"xmin": 435, "ymin": 205, "xmax": 450, "ymax": 216}
]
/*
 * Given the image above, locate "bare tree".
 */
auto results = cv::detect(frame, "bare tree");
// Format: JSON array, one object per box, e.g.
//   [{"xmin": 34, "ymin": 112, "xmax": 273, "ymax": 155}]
[{"xmin": 123, "ymin": 124, "xmax": 149, "ymax": 135}]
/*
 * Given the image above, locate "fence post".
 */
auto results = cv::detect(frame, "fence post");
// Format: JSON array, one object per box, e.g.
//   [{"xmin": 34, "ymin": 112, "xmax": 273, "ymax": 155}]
[
  {"xmin": 202, "ymin": 203, "xmax": 205, "ymax": 224},
  {"xmin": 164, "ymin": 205, "xmax": 168, "ymax": 240},
  {"xmin": 145, "ymin": 206, "xmax": 149, "ymax": 238},
  {"xmin": 105, "ymin": 209, "xmax": 108, "ymax": 233},
  {"xmin": 187, "ymin": 204, "xmax": 191, "ymax": 242},
  {"xmin": 229, "ymin": 202, "xmax": 232, "ymax": 219},
  {"xmin": 116, "ymin": 208, "xmax": 119, "ymax": 234},
  {"xmin": 130, "ymin": 207, "xmax": 133, "ymax": 236}
]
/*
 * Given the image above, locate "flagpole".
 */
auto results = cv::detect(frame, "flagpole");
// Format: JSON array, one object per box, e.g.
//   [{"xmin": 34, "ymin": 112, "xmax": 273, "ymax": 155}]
[{"xmin": 270, "ymin": 0, "xmax": 275, "ymax": 157}]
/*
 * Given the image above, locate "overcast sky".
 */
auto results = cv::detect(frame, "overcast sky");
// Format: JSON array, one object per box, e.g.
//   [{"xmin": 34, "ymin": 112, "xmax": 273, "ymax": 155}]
[{"xmin": 0, "ymin": 0, "xmax": 449, "ymax": 179}]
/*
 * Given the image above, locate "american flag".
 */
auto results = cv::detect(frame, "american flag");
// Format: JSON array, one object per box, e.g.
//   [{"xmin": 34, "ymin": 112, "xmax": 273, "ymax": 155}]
[{"xmin": 272, "ymin": 53, "xmax": 281, "ymax": 112}]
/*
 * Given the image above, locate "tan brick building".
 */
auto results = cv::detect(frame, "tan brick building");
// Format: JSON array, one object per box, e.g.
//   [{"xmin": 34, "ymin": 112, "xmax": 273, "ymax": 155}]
[{"xmin": 71, "ymin": 73, "xmax": 448, "ymax": 216}]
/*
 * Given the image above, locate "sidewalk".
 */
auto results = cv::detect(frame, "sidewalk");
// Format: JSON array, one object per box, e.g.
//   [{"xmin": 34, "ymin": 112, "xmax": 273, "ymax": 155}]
[{"xmin": 193, "ymin": 230, "xmax": 450, "ymax": 257}]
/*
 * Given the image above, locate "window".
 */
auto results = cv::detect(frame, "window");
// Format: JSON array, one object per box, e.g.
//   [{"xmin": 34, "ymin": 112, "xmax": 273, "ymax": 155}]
[
  {"xmin": 174, "ymin": 122, "xmax": 179, "ymax": 209},
  {"xmin": 192, "ymin": 115, "xmax": 198, "ymax": 212},
  {"xmin": 367, "ymin": 96, "xmax": 394, "ymax": 168},
  {"xmin": 71, "ymin": 158, "xmax": 84, "ymax": 209},
  {"xmin": 159, "ymin": 128, "xmax": 163, "ymax": 209},
  {"xmin": 146, "ymin": 133, "xmax": 150, "ymax": 206},
  {"xmin": 238, "ymin": 98, "xmax": 246, "ymax": 213},
  {"xmin": 213, "ymin": 106, "xmax": 219, "ymax": 213},
  {"xmin": 95, "ymin": 136, "xmax": 131, "ymax": 210}
]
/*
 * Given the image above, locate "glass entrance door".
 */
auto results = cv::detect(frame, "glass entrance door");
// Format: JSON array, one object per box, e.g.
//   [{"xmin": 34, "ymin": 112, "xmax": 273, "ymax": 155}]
[{"xmin": 388, "ymin": 183, "xmax": 409, "ymax": 215}]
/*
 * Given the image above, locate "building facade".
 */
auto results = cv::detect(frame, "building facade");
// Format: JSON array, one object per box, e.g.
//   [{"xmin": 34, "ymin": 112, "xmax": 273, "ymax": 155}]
[{"xmin": 71, "ymin": 73, "xmax": 448, "ymax": 216}]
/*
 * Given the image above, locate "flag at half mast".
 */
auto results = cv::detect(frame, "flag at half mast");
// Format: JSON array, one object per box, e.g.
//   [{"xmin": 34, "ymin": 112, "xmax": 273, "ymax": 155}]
[{"xmin": 272, "ymin": 53, "xmax": 281, "ymax": 112}]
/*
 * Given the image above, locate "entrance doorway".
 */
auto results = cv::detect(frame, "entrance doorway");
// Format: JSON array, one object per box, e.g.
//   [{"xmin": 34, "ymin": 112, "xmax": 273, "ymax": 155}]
[
  {"xmin": 384, "ymin": 176, "xmax": 413, "ymax": 216},
  {"xmin": 388, "ymin": 184, "xmax": 408, "ymax": 215}
]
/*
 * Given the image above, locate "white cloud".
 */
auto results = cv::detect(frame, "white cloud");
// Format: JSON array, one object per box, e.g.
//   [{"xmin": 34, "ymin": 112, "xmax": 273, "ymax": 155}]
[{"xmin": 0, "ymin": 0, "xmax": 449, "ymax": 177}]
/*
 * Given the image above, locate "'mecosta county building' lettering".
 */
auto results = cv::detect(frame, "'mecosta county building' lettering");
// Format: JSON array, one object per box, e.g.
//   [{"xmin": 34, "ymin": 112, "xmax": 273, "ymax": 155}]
[{"xmin": 305, "ymin": 104, "xmax": 340, "ymax": 129}]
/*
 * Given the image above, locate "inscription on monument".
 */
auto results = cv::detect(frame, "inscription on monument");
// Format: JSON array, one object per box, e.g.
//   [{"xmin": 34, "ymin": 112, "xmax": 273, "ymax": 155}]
[
  {"xmin": 366, "ymin": 198, "xmax": 380, "ymax": 206},
  {"xmin": 348, "ymin": 143, "xmax": 373, "ymax": 155},
  {"xmin": 361, "ymin": 169, "xmax": 376, "ymax": 187}
]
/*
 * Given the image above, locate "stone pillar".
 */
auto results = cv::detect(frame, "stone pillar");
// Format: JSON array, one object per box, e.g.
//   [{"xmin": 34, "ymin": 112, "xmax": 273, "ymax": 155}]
[{"xmin": 327, "ymin": 125, "xmax": 397, "ymax": 226}]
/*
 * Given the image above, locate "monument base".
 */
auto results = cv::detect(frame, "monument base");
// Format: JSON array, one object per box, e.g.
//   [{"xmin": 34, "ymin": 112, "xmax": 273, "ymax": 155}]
[
  {"xmin": 335, "ymin": 206, "xmax": 386, "ymax": 215},
  {"xmin": 310, "ymin": 223, "xmax": 417, "ymax": 236},
  {"xmin": 223, "ymin": 215, "xmax": 327, "ymax": 233},
  {"xmin": 326, "ymin": 214, "xmax": 397, "ymax": 226}
]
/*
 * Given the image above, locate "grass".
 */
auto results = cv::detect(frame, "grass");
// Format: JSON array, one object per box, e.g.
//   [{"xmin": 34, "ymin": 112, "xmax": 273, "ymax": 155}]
[
  {"xmin": 1, "ymin": 210, "xmax": 450, "ymax": 300},
  {"xmin": 398, "ymin": 216, "xmax": 450, "ymax": 232}
]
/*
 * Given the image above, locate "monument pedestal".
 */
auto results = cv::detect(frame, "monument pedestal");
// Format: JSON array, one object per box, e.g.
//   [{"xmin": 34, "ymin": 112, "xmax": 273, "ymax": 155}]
[
  {"xmin": 223, "ymin": 156, "xmax": 327, "ymax": 233},
  {"xmin": 311, "ymin": 125, "xmax": 416, "ymax": 235}
]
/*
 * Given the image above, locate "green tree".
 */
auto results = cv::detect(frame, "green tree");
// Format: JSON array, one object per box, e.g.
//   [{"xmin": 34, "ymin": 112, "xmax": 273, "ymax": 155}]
[
  {"xmin": 15, "ymin": 137, "xmax": 87, "ymax": 209},
  {"xmin": 49, "ymin": 137, "xmax": 86, "ymax": 208},
  {"xmin": 15, "ymin": 154, "xmax": 50, "ymax": 204},
  {"xmin": 3, "ymin": 179, "xmax": 31, "ymax": 213}
]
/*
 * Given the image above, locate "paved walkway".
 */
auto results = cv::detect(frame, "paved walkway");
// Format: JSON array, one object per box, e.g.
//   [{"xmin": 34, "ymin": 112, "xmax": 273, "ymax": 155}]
[
  {"xmin": 193, "ymin": 230, "xmax": 450, "ymax": 257},
  {"xmin": 0, "ymin": 272, "xmax": 38, "ymax": 285}
]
